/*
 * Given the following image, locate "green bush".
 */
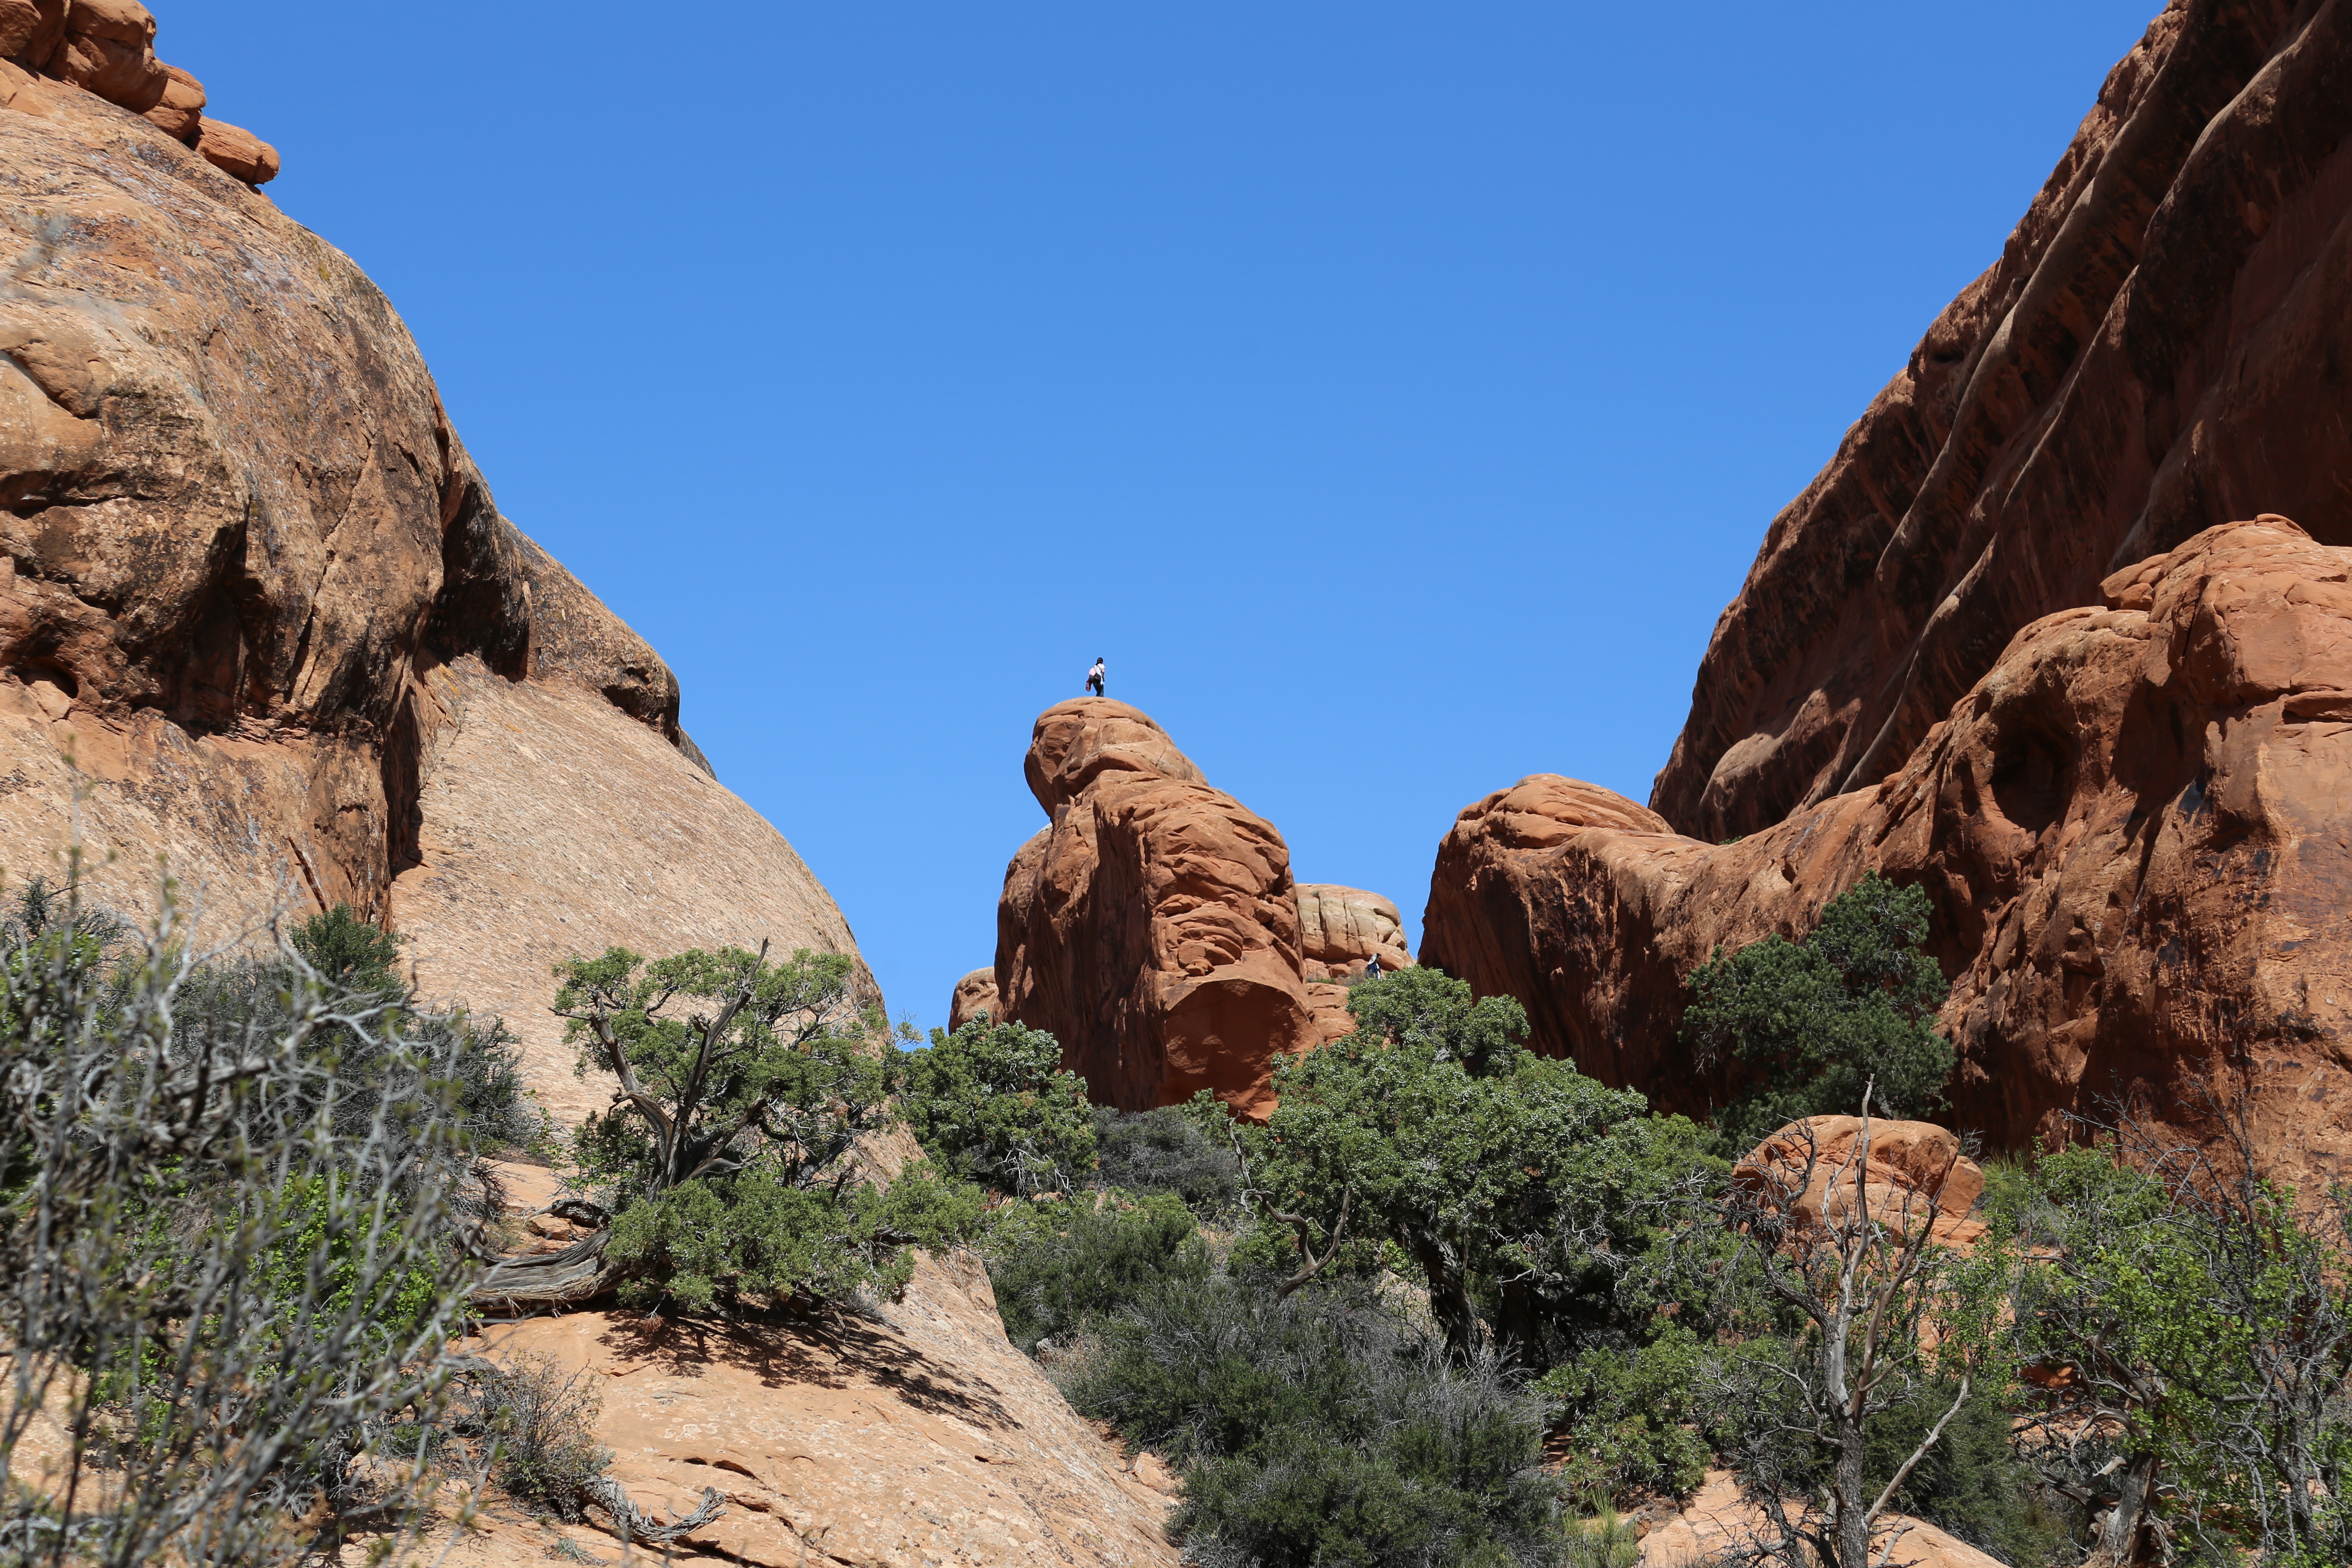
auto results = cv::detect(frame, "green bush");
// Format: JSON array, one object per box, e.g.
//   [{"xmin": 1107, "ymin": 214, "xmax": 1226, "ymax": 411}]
[
  {"xmin": 557, "ymin": 944, "xmax": 980, "ymax": 1313},
  {"xmin": 1535, "ymin": 1322, "xmax": 1712, "ymax": 1504},
  {"xmin": 901, "ymin": 1015, "xmax": 1096, "ymax": 1195},
  {"xmin": 985, "ymin": 1192, "xmax": 1212, "ymax": 1351},
  {"xmin": 1681, "ymin": 871, "xmax": 1954, "ymax": 1148},
  {"xmin": 1089, "ymin": 1104, "xmax": 1242, "ymax": 1215},
  {"xmin": 1058, "ymin": 1280, "xmax": 1563, "ymax": 1568}
]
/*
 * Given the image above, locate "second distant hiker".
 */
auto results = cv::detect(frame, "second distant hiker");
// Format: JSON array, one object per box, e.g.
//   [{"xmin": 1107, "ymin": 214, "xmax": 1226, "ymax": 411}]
[{"xmin": 1084, "ymin": 656, "xmax": 1106, "ymax": 697}]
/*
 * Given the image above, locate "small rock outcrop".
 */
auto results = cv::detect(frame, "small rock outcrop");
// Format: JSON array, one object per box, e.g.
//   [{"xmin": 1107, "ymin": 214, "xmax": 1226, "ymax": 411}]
[
  {"xmin": 1736, "ymin": 1116, "xmax": 1988, "ymax": 1249},
  {"xmin": 1653, "ymin": 0, "xmax": 2352, "ymax": 843},
  {"xmin": 992, "ymin": 699, "xmax": 1315, "ymax": 1118},
  {"xmin": 1423, "ymin": 518, "xmax": 2352, "ymax": 1190},
  {"xmin": 947, "ymin": 965, "xmax": 1001, "ymax": 1031},
  {"xmin": 4, "ymin": 0, "xmax": 276, "ymax": 184},
  {"xmin": 1295, "ymin": 883, "xmax": 1411, "ymax": 980}
]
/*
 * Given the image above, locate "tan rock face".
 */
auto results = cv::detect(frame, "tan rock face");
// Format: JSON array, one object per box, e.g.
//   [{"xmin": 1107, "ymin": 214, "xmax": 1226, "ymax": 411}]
[
  {"xmin": 139, "ymin": 61, "xmax": 200, "ymax": 141},
  {"xmin": 994, "ymin": 699, "xmax": 1315, "ymax": 1118},
  {"xmin": 54, "ymin": 0, "xmax": 163, "ymax": 113},
  {"xmin": 1652, "ymin": 1, "xmax": 2352, "ymax": 845},
  {"xmin": 0, "ymin": 0, "xmax": 67, "ymax": 67},
  {"xmin": 1639, "ymin": 1471, "xmax": 2002, "ymax": 1568},
  {"xmin": 190, "ymin": 116, "xmax": 276, "ymax": 184},
  {"xmin": 439, "ymin": 1137, "xmax": 1178, "ymax": 1568},
  {"xmin": 1736, "ymin": 1116, "xmax": 1988, "ymax": 1249},
  {"xmin": 1423, "ymin": 518, "xmax": 2352, "ymax": 1189},
  {"xmin": 949, "ymin": 965, "xmax": 1002, "ymax": 1032},
  {"xmin": 1295, "ymin": 883, "xmax": 1410, "ymax": 980}
]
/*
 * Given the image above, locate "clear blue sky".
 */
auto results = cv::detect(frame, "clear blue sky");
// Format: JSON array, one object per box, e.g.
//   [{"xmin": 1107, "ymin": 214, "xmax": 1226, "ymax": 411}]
[{"xmin": 171, "ymin": 1, "xmax": 2156, "ymax": 1027}]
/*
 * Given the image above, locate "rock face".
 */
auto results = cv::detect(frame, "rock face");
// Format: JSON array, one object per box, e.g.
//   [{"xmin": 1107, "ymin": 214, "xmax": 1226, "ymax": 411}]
[
  {"xmin": 992, "ymin": 699, "xmax": 1317, "ymax": 1118},
  {"xmin": 441, "ymin": 1147, "xmax": 1179, "ymax": 1568},
  {"xmin": 3, "ymin": 0, "xmax": 275, "ymax": 182},
  {"xmin": 0, "ymin": 39, "xmax": 867, "ymax": 1128},
  {"xmin": 1295, "ymin": 883, "xmax": 1412, "ymax": 980},
  {"xmin": 1424, "ymin": 517, "xmax": 2352, "ymax": 1188},
  {"xmin": 1652, "ymin": 0, "xmax": 2352, "ymax": 844}
]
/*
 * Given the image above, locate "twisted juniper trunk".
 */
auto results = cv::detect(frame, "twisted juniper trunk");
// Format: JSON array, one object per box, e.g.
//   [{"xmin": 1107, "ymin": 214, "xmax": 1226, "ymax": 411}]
[
  {"xmin": 2082, "ymin": 1454, "xmax": 2158, "ymax": 1568},
  {"xmin": 1400, "ymin": 1225, "xmax": 1481, "ymax": 1359},
  {"xmin": 472, "ymin": 1229, "xmax": 625, "ymax": 1312}
]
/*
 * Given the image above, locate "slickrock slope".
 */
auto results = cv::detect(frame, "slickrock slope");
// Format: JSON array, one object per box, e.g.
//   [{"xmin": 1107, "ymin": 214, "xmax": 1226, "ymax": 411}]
[
  {"xmin": 1425, "ymin": 518, "xmax": 2352, "ymax": 1186},
  {"xmin": 442, "ymin": 1149, "xmax": 1180, "ymax": 1568},
  {"xmin": 992, "ymin": 699, "xmax": 1317, "ymax": 1117},
  {"xmin": 1653, "ymin": 0, "xmax": 2352, "ymax": 842}
]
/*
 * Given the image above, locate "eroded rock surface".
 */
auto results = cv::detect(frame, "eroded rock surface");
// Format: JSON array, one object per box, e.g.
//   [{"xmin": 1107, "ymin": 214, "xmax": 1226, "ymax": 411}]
[
  {"xmin": 440, "ymin": 1147, "xmax": 1179, "ymax": 1568},
  {"xmin": 992, "ymin": 699, "xmax": 1316, "ymax": 1118},
  {"xmin": 949, "ymin": 965, "xmax": 1002, "ymax": 1032},
  {"xmin": 4, "ymin": 0, "xmax": 275, "ymax": 181},
  {"xmin": 1295, "ymin": 883, "xmax": 1412, "ymax": 981},
  {"xmin": 1653, "ymin": 0, "xmax": 2352, "ymax": 844},
  {"xmin": 1737, "ymin": 1116, "xmax": 1989, "ymax": 1249},
  {"xmin": 1424, "ymin": 518, "xmax": 2352, "ymax": 1187}
]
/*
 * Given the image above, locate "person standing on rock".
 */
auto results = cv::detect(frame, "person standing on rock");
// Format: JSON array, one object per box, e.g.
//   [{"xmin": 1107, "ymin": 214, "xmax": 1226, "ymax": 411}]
[{"xmin": 1085, "ymin": 656, "xmax": 1106, "ymax": 697}]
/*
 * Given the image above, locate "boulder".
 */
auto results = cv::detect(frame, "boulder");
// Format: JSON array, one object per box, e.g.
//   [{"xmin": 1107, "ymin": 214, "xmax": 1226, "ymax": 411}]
[
  {"xmin": 54, "ymin": 0, "xmax": 165, "ymax": 113},
  {"xmin": 1736, "ymin": 1116, "xmax": 1987, "ymax": 1248},
  {"xmin": 193, "ymin": 116, "xmax": 277, "ymax": 184},
  {"xmin": 1295, "ymin": 883, "xmax": 1411, "ymax": 980},
  {"xmin": 994, "ymin": 699, "xmax": 1315, "ymax": 1118},
  {"xmin": 139, "ymin": 61, "xmax": 200, "ymax": 141},
  {"xmin": 1422, "ymin": 518, "xmax": 2352, "ymax": 1190},
  {"xmin": 1653, "ymin": 0, "xmax": 2352, "ymax": 845},
  {"xmin": 0, "ymin": 0, "xmax": 66, "ymax": 69},
  {"xmin": 948, "ymin": 965, "xmax": 1000, "ymax": 1031}
]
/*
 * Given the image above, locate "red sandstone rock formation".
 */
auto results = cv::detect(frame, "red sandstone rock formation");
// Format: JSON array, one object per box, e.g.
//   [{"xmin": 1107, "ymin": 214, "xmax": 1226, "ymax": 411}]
[
  {"xmin": 1424, "ymin": 518, "xmax": 2352, "ymax": 1188},
  {"xmin": 992, "ymin": 699, "xmax": 1317, "ymax": 1118},
  {"xmin": 1295, "ymin": 883, "xmax": 1412, "ymax": 980},
  {"xmin": 4, "ymin": 0, "xmax": 274, "ymax": 182},
  {"xmin": 1652, "ymin": 0, "xmax": 2352, "ymax": 844}
]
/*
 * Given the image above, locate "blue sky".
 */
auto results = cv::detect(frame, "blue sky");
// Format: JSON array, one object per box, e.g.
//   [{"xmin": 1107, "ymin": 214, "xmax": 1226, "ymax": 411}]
[{"xmin": 171, "ymin": 1, "xmax": 2158, "ymax": 1027}]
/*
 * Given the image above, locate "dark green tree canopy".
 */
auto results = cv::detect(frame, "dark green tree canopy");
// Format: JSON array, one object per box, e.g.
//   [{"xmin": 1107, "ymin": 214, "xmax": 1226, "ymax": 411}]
[
  {"xmin": 900, "ymin": 1013, "xmax": 1096, "ymax": 1195},
  {"xmin": 1680, "ymin": 872, "xmax": 1953, "ymax": 1148}
]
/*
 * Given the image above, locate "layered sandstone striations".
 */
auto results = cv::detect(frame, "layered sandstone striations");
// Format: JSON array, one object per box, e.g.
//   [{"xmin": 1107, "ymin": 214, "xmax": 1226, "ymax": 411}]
[
  {"xmin": 991, "ymin": 699, "xmax": 1317, "ymax": 1117},
  {"xmin": 1425, "ymin": 518, "xmax": 2352, "ymax": 1187},
  {"xmin": 1653, "ymin": 0, "xmax": 2352, "ymax": 842}
]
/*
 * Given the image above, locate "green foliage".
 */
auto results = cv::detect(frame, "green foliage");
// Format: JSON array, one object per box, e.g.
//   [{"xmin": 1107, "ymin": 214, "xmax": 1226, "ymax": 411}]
[
  {"xmin": 1862, "ymin": 1379, "xmax": 2069, "ymax": 1568},
  {"xmin": 985, "ymin": 1192, "xmax": 1212, "ymax": 1351},
  {"xmin": 900, "ymin": 1014, "xmax": 1096, "ymax": 1195},
  {"xmin": 1058, "ymin": 1280, "xmax": 1562, "ymax": 1568},
  {"xmin": 1246, "ymin": 965, "xmax": 1721, "ymax": 1367},
  {"xmin": 1561, "ymin": 1508, "xmax": 1642, "ymax": 1568},
  {"xmin": 1089, "ymin": 1104, "xmax": 1242, "ymax": 1216},
  {"xmin": 1681, "ymin": 872, "xmax": 1953, "ymax": 1147},
  {"xmin": 289, "ymin": 903, "xmax": 404, "ymax": 997},
  {"xmin": 558, "ymin": 944, "xmax": 977, "ymax": 1312},
  {"xmin": 1535, "ymin": 1323, "xmax": 1712, "ymax": 1504}
]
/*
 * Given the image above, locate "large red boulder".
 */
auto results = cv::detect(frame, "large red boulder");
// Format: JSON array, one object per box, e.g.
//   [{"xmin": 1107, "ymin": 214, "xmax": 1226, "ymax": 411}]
[
  {"xmin": 992, "ymin": 699, "xmax": 1316, "ymax": 1118},
  {"xmin": 1651, "ymin": 0, "xmax": 2352, "ymax": 845},
  {"xmin": 1423, "ymin": 518, "xmax": 2352, "ymax": 1190}
]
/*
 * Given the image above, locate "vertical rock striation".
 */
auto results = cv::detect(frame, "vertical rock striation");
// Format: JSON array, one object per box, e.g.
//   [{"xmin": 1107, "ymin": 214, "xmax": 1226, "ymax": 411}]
[{"xmin": 1652, "ymin": 0, "xmax": 2352, "ymax": 844}]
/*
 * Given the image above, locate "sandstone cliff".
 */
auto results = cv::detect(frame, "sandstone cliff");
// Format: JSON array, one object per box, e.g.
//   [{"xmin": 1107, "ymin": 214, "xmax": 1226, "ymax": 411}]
[
  {"xmin": 5, "ymin": 0, "xmax": 278, "ymax": 183},
  {"xmin": 1652, "ymin": 0, "xmax": 2352, "ymax": 843},
  {"xmin": 1425, "ymin": 517, "xmax": 2352, "ymax": 1187}
]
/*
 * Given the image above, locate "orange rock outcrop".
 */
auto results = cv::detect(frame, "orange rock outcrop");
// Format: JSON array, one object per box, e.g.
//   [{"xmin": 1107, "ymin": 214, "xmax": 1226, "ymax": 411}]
[
  {"xmin": 1424, "ymin": 517, "xmax": 2352, "ymax": 1188},
  {"xmin": 1295, "ymin": 883, "xmax": 1412, "ymax": 981},
  {"xmin": 4, "ymin": 0, "xmax": 276, "ymax": 183},
  {"xmin": 1652, "ymin": 0, "xmax": 2352, "ymax": 844},
  {"xmin": 1736, "ymin": 1116, "xmax": 1988, "ymax": 1249},
  {"xmin": 992, "ymin": 699, "xmax": 1316, "ymax": 1117}
]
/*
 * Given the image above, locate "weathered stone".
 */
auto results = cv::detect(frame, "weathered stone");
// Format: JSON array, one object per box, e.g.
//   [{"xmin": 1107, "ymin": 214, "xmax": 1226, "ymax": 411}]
[
  {"xmin": 1295, "ymin": 883, "xmax": 1411, "ymax": 980},
  {"xmin": 948, "ymin": 965, "xmax": 1001, "ymax": 1032},
  {"xmin": 994, "ymin": 699, "xmax": 1314, "ymax": 1118},
  {"xmin": 138, "ymin": 61, "xmax": 199, "ymax": 140},
  {"xmin": 1653, "ymin": 0, "xmax": 2352, "ymax": 847},
  {"xmin": 1424, "ymin": 518, "xmax": 2352, "ymax": 1190},
  {"xmin": 192, "ymin": 116, "xmax": 275, "ymax": 184}
]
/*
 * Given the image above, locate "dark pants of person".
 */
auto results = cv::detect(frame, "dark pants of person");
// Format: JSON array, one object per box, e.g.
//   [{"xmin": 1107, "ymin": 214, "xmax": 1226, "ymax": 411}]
[{"xmin": 1086, "ymin": 675, "xmax": 1104, "ymax": 696}]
